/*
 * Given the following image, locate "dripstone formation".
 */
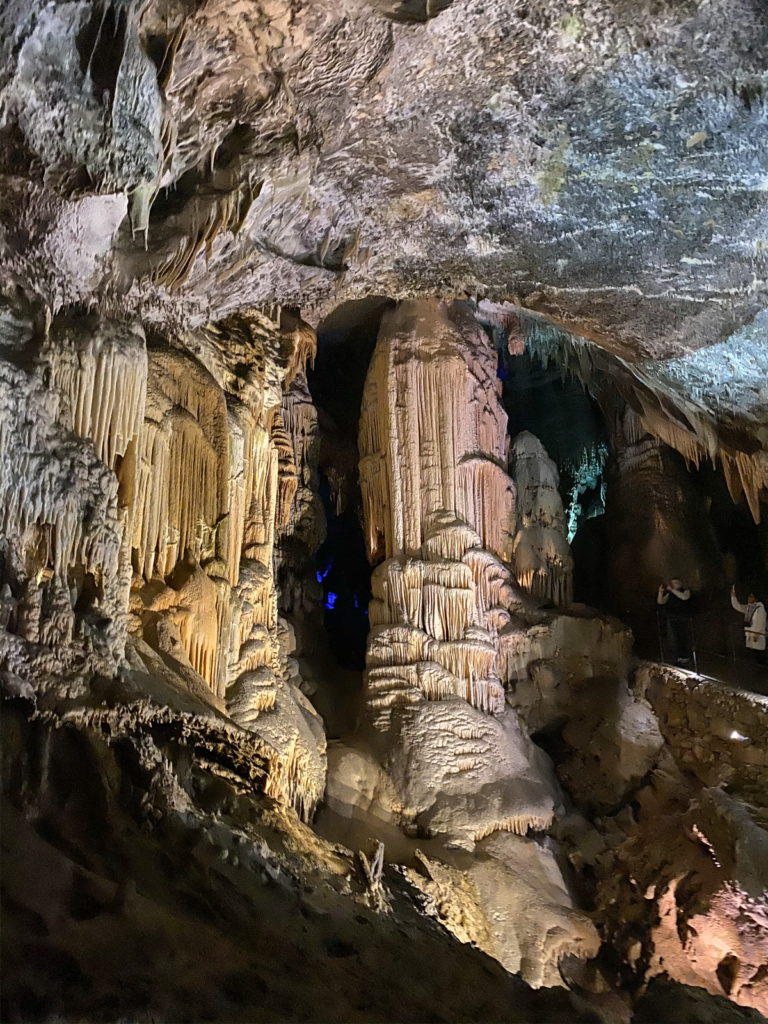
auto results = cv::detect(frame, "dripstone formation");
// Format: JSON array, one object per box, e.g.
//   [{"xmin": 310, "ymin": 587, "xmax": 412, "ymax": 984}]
[{"xmin": 2, "ymin": 0, "xmax": 768, "ymax": 1020}]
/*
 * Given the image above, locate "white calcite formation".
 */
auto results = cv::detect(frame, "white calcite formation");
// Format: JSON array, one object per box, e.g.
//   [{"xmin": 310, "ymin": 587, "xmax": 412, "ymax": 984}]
[
  {"xmin": 360, "ymin": 299, "xmax": 516, "ymax": 729},
  {"xmin": 0, "ymin": 305, "xmax": 326, "ymax": 822},
  {"xmin": 508, "ymin": 431, "xmax": 573, "ymax": 607},
  {"xmin": 356, "ymin": 298, "xmax": 599, "ymax": 983}
]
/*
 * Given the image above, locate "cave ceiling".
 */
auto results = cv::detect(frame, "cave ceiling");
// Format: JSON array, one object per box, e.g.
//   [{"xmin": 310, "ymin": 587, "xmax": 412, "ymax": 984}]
[{"xmin": 1, "ymin": 0, "xmax": 766, "ymax": 348}]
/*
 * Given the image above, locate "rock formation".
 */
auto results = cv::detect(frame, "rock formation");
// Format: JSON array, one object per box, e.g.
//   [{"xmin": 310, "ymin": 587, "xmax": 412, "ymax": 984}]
[
  {"xmin": 509, "ymin": 431, "xmax": 573, "ymax": 607},
  {"xmin": 603, "ymin": 405, "xmax": 725, "ymax": 617},
  {"xmin": 352, "ymin": 298, "xmax": 610, "ymax": 985},
  {"xmin": 588, "ymin": 663, "xmax": 768, "ymax": 1017},
  {"xmin": 1, "ymin": 301, "xmax": 326, "ymax": 822},
  {"xmin": 2, "ymin": 0, "xmax": 768, "ymax": 1017}
]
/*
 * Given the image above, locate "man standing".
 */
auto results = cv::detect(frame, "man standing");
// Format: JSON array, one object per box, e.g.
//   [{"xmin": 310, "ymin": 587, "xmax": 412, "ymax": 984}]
[
  {"xmin": 730, "ymin": 587, "xmax": 767, "ymax": 667},
  {"xmin": 657, "ymin": 579, "xmax": 693, "ymax": 666}
]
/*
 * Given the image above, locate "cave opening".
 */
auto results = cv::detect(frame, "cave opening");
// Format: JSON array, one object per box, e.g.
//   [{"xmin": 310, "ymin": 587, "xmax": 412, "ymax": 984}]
[
  {"xmin": 278, "ymin": 298, "xmax": 394, "ymax": 738},
  {"xmin": 308, "ymin": 298, "xmax": 394, "ymax": 673},
  {"xmin": 312, "ymin": 471, "xmax": 371, "ymax": 671},
  {"xmin": 497, "ymin": 349, "xmax": 609, "ymax": 545},
  {"xmin": 487, "ymin": 314, "xmax": 768, "ymax": 685},
  {"xmin": 493, "ymin": 344, "xmax": 611, "ymax": 609}
]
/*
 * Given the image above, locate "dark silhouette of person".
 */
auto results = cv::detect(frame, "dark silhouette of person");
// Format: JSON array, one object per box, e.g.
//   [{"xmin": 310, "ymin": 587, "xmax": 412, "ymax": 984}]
[{"xmin": 657, "ymin": 578, "xmax": 693, "ymax": 666}]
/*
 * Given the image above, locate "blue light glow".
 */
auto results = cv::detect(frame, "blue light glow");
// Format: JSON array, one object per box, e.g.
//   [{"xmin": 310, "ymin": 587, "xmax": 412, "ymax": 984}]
[{"xmin": 325, "ymin": 591, "xmax": 337, "ymax": 609}]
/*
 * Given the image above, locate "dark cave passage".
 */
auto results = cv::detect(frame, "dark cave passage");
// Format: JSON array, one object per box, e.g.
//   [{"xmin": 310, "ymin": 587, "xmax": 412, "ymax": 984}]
[
  {"xmin": 491, "ymin": 339, "xmax": 612, "ymax": 610},
  {"xmin": 307, "ymin": 299, "xmax": 393, "ymax": 671},
  {"xmin": 488, "ymin": 320, "xmax": 768, "ymax": 687},
  {"xmin": 497, "ymin": 349, "xmax": 609, "ymax": 547},
  {"xmin": 312, "ymin": 472, "xmax": 371, "ymax": 671},
  {"xmin": 281, "ymin": 297, "xmax": 394, "ymax": 730}
]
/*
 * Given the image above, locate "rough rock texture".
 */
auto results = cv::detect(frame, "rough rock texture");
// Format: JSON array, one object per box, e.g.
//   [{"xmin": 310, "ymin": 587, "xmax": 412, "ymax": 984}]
[
  {"xmin": 3, "ymin": 0, "xmax": 768, "ymax": 1017},
  {"xmin": 3, "ymin": 0, "xmax": 767, "ymax": 362},
  {"xmin": 581, "ymin": 664, "xmax": 768, "ymax": 1016},
  {"xmin": 470, "ymin": 832, "xmax": 601, "ymax": 990},
  {"xmin": 0, "ymin": 694, "xmax": 601, "ymax": 1024},
  {"xmin": 636, "ymin": 662, "xmax": 768, "ymax": 820},
  {"xmin": 558, "ymin": 678, "xmax": 665, "ymax": 811},
  {"xmin": 0, "ymin": 300, "xmax": 325, "ymax": 821}
]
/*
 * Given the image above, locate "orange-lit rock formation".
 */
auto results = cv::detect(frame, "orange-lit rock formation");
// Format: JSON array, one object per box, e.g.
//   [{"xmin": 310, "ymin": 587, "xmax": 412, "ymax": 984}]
[
  {"xmin": 1, "ymin": 306, "xmax": 324, "ymax": 821},
  {"xmin": 360, "ymin": 299, "xmax": 516, "ymax": 725},
  {"xmin": 356, "ymin": 299, "xmax": 599, "ymax": 984}
]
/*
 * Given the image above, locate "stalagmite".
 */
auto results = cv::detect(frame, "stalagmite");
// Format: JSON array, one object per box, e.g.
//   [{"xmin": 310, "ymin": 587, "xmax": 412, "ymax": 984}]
[
  {"xmin": 275, "ymin": 372, "xmax": 327, "ymax": 613},
  {"xmin": 359, "ymin": 300, "xmax": 517, "ymax": 721},
  {"xmin": 282, "ymin": 372, "xmax": 320, "ymax": 488},
  {"xmin": 354, "ymin": 299, "xmax": 611, "ymax": 985},
  {"xmin": 358, "ymin": 300, "xmax": 557, "ymax": 820},
  {"xmin": 270, "ymin": 408, "xmax": 299, "ymax": 528},
  {"xmin": 508, "ymin": 431, "xmax": 573, "ymax": 607}
]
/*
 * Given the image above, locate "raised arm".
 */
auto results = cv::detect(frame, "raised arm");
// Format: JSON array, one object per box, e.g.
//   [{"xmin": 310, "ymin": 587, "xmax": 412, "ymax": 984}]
[
  {"xmin": 657, "ymin": 585, "xmax": 669, "ymax": 605},
  {"xmin": 731, "ymin": 588, "xmax": 747, "ymax": 614}
]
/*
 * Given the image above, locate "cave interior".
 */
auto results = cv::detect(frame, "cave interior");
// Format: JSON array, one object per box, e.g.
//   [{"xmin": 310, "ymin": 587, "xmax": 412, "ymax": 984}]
[{"xmin": 1, "ymin": 1, "xmax": 768, "ymax": 1021}]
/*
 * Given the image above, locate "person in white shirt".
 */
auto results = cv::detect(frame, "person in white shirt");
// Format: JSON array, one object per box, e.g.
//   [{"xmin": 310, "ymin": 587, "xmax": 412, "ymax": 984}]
[{"xmin": 730, "ymin": 586, "xmax": 767, "ymax": 666}]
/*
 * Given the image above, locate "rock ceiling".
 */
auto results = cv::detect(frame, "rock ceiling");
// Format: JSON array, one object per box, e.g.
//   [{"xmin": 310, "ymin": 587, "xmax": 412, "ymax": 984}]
[{"xmin": 2, "ymin": 0, "xmax": 766, "ymax": 352}]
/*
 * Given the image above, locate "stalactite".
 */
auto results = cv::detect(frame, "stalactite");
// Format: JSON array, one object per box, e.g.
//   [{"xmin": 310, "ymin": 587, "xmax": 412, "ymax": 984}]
[
  {"xmin": 132, "ymin": 348, "xmax": 228, "ymax": 580},
  {"xmin": 148, "ymin": 558, "xmax": 223, "ymax": 690},
  {"xmin": 150, "ymin": 190, "xmax": 244, "ymax": 293},
  {"xmin": 473, "ymin": 813, "xmax": 554, "ymax": 842},
  {"xmin": 0, "ymin": 362, "xmax": 122, "ymax": 591},
  {"xmin": 270, "ymin": 408, "xmax": 298, "ymax": 527},
  {"xmin": 522, "ymin": 311, "xmax": 767, "ymax": 524},
  {"xmin": 45, "ymin": 321, "xmax": 148, "ymax": 474},
  {"xmin": 281, "ymin": 372, "xmax": 320, "ymax": 487},
  {"xmin": 262, "ymin": 734, "xmax": 325, "ymax": 823},
  {"xmin": 132, "ymin": 419, "xmax": 171, "ymax": 581},
  {"xmin": 223, "ymin": 399, "xmax": 257, "ymax": 588},
  {"xmin": 3, "ymin": 307, "xmax": 326, "ymax": 825}
]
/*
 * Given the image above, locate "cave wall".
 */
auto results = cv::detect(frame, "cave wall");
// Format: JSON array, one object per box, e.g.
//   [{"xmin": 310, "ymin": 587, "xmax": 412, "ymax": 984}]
[
  {"xmin": 0, "ymin": 303, "xmax": 326, "ymax": 820},
  {"xmin": 603, "ymin": 406, "xmax": 725, "ymax": 619}
]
